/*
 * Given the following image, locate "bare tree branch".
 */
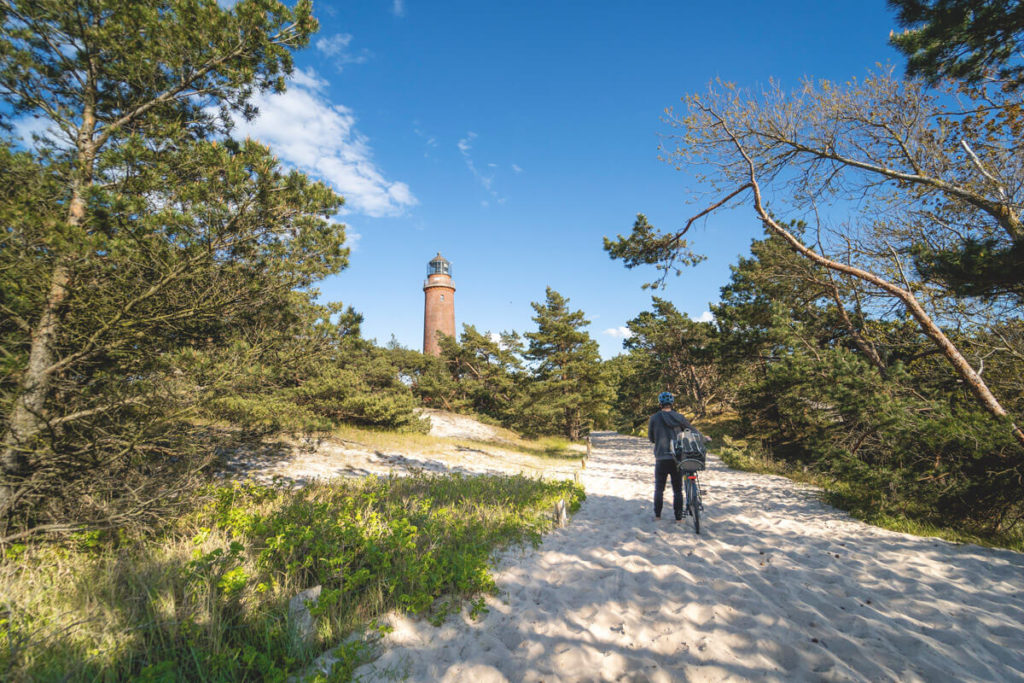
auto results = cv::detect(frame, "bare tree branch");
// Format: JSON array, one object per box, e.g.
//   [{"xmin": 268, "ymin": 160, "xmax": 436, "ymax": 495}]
[{"xmin": 691, "ymin": 98, "xmax": 1024, "ymax": 448}]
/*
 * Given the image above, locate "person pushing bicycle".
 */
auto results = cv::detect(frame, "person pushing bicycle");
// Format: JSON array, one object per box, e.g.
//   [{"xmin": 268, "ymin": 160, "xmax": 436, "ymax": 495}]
[{"xmin": 648, "ymin": 392, "xmax": 710, "ymax": 522}]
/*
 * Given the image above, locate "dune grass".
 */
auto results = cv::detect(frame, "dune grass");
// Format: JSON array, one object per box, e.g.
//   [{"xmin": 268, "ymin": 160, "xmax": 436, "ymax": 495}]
[
  {"xmin": 0, "ymin": 473, "xmax": 585, "ymax": 681},
  {"xmin": 330, "ymin": 422, "xmax": 583, "ymax": 460}
]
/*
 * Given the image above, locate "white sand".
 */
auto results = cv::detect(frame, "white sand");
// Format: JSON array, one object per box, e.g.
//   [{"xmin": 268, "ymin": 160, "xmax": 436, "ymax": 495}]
[
  {"xmin": 354, "ymin": 431, "xmax": 1024, "ymax": 682},
  {"xmin": 216, "ymin": 410, "xmax": 581, "ymax": 484},
  {"xmin": 419, "ymin": 408, "xmax": 503, "ymax": 440}
]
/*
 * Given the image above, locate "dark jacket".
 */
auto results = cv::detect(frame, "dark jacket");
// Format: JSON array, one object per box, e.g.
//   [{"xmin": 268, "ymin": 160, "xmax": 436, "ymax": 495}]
[{"xmin": 648, "ymin": 409, "xmax": 696, "ymax": 461}]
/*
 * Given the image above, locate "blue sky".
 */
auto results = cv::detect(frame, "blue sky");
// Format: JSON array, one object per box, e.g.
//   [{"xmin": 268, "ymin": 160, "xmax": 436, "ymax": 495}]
[{"xmin": 238, "ymin": 0, "xmax": 905, "ymax": 358}]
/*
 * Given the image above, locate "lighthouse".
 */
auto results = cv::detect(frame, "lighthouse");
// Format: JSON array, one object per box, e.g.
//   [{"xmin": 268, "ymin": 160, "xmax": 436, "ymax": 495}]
[{"xmin": 423, "ymin": 252, "xmax": 455, "ymax": 356}]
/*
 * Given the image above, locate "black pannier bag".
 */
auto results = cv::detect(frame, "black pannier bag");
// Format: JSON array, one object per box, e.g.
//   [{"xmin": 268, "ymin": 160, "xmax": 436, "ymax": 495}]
[{"xmin": 674, "ymin": 428, "xmax": 707, "ymax": 471}]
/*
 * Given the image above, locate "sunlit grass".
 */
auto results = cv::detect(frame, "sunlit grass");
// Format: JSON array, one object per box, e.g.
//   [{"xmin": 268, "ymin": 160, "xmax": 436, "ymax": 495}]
[
  {"xmin": 330, "ymin": 422, "xmax": 583, "ymax": 460},
  {"xmin": 0, "ymin": 473, "xmax": 585, "ymax": 681}
]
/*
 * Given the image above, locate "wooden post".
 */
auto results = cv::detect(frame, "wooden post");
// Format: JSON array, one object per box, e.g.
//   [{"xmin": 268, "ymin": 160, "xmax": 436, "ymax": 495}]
[{"xmin": 554, "ymin": 499, "xmax": 568, "ymax": 528}]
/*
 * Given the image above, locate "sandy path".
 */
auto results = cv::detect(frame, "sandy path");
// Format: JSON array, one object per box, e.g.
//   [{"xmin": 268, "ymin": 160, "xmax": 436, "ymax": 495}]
[{"xmin": 355, "ymin": 431, "xmax": 1024, "ymax": 682}]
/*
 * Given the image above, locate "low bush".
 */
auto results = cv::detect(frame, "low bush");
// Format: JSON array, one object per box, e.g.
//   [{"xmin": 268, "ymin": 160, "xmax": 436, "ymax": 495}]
[
  {"xmin": 0, "ymin": 473, "xmax": 584, "ymax": 681},
  {"xmin": 716, "ymin": 436, "xmax": 1024, "ymax": 552}
]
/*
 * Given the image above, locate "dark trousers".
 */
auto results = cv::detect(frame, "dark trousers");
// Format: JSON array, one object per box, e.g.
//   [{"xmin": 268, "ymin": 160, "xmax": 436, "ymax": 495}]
[{"xmin": 654, "ymin": 458, "xmax": 683, "ymax": 520}]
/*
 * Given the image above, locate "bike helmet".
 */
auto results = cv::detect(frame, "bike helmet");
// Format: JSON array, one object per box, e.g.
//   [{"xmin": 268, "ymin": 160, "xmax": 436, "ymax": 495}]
[{"xmin": 658, "ymin": 391, "xmax": 674, "ymax": 406}]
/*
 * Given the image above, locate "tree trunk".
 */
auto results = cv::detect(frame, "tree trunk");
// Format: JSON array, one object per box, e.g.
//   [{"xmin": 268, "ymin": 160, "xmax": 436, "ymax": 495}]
[
  {"xmin": 746, "ymin": 180, "xmax": 1024, "ymax": 449},
  {"xmin": 687, "ymin": 364, "xmax": 707, "ymax": 418},
  {"xmin": 827, "ymin": 278, "xmax": 887, "ymax": 374},
  {"xmin": 0, "ymin": 122, "xmax": 95, "ymax": 516},
  {"xmin": 0, "ymin": 255, "xmax": 73, "ymax": 518},
  {"xmin": 691, "ymin": 103, "xmax": 1024, "ymax": 447}
]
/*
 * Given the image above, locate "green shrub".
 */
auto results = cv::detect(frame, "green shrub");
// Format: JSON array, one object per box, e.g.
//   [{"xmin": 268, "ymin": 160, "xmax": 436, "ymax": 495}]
[
  {"xmin": 0, "ymin": 474, "xmax": 584, "ymax": 681},
  {"xmin": 718, "ymin": 436, "xmax": 1024, "ymax": 551}
]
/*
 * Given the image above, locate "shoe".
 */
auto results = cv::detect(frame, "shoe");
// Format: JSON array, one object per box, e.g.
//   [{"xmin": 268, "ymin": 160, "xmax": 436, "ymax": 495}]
[{"xmin": 653, "ymin": 515, "xmax": 661, "ymax": 521}]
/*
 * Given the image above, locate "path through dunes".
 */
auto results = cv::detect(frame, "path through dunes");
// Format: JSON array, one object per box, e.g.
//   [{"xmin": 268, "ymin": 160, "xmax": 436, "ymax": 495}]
[{"xmin": 355, "ymin": 432, "xmax": 1024, "ymax": 682}]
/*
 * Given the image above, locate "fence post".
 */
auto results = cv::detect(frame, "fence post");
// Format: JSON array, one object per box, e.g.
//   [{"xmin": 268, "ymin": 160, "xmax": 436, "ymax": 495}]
[{"xmin": 554, "ymin": 499, "xmax": 568, "ymax": 528}]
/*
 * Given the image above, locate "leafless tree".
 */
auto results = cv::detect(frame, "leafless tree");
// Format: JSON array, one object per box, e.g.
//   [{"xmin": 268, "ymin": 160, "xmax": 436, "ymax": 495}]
[{"xmin": 655, "ymin": 70, "xmax": 1024, "ymax": 446}]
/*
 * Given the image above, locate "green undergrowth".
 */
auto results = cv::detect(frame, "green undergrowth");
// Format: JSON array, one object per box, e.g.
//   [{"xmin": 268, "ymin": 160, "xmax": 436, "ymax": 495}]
[
  {"xmin": 0, "ymin": 473, "xmax": 585, "ymax": 681},
  {"xmin": 714, "ymin": 432, "xmax": 1024, "ymax": 552}
]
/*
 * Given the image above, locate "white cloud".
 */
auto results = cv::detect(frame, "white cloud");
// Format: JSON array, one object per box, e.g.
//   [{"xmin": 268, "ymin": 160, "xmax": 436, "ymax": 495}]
[
  {"xmin": 316, "ymin": 33, "xmax": 352, "ymax": 55},
  {"xmin": 344, "ymin": 228, "xmax": 363, "ymax": 251},
  {"xmin": 231, "ymin": 68, "xmax": 417, "ymax": 218},
  {"xmin": 413, "ymin": 124, "xmax": 437, "ymax": 147},
  {"xmin": 391, "ymin": 0, "xmax": 406, "ymax": 17},
  {"xmin": 315, "ymin": 33, "xmax": 370, "ymax": 70},
  {"xmin": 697, "ymin": 311, "xmax": 715, "ymax": 323},
  {"xmin": 511, "ymin": 164, "xmax": 523, "ymax": 174},
  {"xmin": 412, "ymin": 122, "xmax": 438, "ymax": 159},
  {"xmin": 458, "ymin": 131, "xmax": 503, "ymax": 202},
  {"xmin": 457, "ymin": 132, "xmax": 476, "ymax": 155},
  {"xmin": 289, "ymin": 68, "xmax": 329, "ymax": 91},
  {"xmin": 603, "ymin": 326, "xmax": 634, "ymax": 339}
]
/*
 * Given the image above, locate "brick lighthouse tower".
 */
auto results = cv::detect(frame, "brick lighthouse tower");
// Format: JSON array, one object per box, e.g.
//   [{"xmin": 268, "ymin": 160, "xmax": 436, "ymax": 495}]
[{"xmin": 423, "ymin": 252, "xmax": 455, "ymax": 356}]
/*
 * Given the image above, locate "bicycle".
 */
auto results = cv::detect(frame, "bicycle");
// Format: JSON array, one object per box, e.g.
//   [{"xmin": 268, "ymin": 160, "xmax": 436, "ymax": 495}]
[{"xmin": 678, "ymin": 458, "xmax": 705, "ymax": 534}]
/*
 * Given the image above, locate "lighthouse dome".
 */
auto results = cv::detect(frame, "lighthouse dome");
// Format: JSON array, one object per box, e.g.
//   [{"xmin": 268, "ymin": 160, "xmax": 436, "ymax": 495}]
[{"xmin": 427, "ymin": 252, "xmax": 452, "ymax": 276}]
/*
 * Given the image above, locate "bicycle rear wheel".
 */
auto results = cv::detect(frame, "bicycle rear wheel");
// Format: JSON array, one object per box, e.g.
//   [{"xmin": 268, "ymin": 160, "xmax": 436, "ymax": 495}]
[
  {"xmin": 692, "ymin": 483, "xmax": 701, "ymax": 535},
  {"xmin": 685, "ymin": 475, "xmax": 701, "ymax": 534}
]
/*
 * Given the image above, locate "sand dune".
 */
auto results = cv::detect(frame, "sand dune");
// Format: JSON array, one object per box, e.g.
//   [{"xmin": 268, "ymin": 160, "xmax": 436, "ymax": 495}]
[
  {"xmin": 216, "ymin": 410, "xmax": 581, "ymax": 485},
  {"xmin": 355, "ymin": 431, "xmax": 1024, "ymax": 682}
]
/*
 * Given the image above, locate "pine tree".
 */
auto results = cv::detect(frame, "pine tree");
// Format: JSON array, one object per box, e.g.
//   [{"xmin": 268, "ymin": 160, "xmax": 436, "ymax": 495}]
[
  {"xmin": 888, "ymin": 0, "xmax": 1024, "ymax": 90},
  {"xmin": 0, "ymin": 0, "xmax": 345, "ymax": 530},
  {"xmin": 447, "ymin": 325, "xmax": 525, "ymax": 423},
  {"xmin": 201, "ymin": 302, "xmax": 428, "ymax": 434},
  {"xmin": 523, "ymin": 288, "xmax": 607, "ymax": 440},
  {"xmin": 622, "ymin": 298, "xmax": 719, "ymax": 418},
  {"xmin": 710, "ymin": 229, "xmax": 1024, "ymax": 533}
]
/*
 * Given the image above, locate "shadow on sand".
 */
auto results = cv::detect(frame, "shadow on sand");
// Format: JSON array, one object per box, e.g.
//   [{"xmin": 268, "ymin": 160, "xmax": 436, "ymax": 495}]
[{"xmin": 358, "ymin": 431, "xmax": 1024, "ymax": 682}]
